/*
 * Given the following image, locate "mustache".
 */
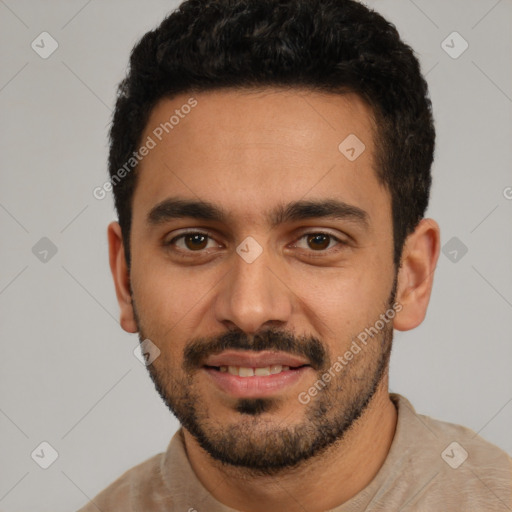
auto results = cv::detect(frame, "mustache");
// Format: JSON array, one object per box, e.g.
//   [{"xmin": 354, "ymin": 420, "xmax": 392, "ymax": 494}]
[{"xmin": 183, "ymin": 327, "xmax": 327, "ymax": 372}]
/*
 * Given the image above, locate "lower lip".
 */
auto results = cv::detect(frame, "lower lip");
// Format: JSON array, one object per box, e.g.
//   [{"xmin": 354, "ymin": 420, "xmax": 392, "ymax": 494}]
[{"xmin": 203, "ymin": 366, "xmax": 312, "ymax": 398}]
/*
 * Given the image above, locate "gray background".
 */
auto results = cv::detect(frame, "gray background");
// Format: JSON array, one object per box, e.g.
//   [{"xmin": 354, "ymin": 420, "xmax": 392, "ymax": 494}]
[{"xmin": 1, "ymin": 0, "xmax": 511, "ymax": 510}]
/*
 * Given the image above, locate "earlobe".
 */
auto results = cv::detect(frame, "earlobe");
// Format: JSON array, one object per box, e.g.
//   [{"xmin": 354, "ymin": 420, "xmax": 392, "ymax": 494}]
[
  {"xmin": 393, "ymin": 218, "xmax": 440, "ymax": 332},
  {"xmin": 107, "ymin": 221, "xmax": 138, "ymax": 333}
]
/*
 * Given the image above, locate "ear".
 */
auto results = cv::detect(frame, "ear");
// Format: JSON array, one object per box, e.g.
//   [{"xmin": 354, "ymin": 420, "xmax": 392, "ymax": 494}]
[
  {"xmin": 107, "ymin": 221, "xmax": 138, "ymax": 333},
  {"xmin": 393, "ymin": 218, "xmax": 440, "ymax": 331}
]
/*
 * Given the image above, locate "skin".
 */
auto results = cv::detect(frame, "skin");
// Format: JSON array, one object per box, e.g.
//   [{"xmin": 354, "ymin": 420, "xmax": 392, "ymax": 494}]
[{"xmin": 108, "ymin": 88, "xmax": 440, "ymax": 512}]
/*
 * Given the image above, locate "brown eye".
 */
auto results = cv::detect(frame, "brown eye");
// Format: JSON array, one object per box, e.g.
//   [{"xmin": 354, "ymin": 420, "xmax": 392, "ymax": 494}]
[
  {"xmin": 306, "ymin": 233, "xmax": 331, "ymax": 250},
  {"xmin": 183, "ymin": 233, "xmax": 208, "ymax": 250},
  {"xmin": 167, "ymin": 231, "xmax": 218, "ymax": 252},
  {"xmin": 292, "ymin": 231, "xmax": 346, "ymax": 254}
]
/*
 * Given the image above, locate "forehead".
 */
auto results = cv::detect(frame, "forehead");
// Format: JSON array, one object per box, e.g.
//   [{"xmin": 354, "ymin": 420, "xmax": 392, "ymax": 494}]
[{"xmin": 132, "ymin": 88, "xmax": 390, "ymax": 232}]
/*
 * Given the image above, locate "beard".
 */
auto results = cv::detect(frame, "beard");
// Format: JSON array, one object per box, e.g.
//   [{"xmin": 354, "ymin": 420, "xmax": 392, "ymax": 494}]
[{"xmin": 132, "ymin": 279, "xmax": 396, "ymax": 476}]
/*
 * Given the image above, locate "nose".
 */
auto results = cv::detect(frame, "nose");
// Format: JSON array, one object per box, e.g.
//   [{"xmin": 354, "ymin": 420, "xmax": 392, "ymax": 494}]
[{"xmin": 213, "ymin": 241, "xmax": 293, "ymax": 334}]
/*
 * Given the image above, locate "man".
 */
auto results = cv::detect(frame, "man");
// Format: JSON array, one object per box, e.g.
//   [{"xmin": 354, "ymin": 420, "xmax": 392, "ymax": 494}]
[{"xmin": 79, "ymin": 0, "xmax": 512, "ymax": 510}]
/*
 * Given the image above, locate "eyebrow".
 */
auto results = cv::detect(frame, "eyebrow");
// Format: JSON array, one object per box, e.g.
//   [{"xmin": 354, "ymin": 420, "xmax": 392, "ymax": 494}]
[{"xmin": 147, "ymin": 197, "xmax": 369, "ymax": 230}]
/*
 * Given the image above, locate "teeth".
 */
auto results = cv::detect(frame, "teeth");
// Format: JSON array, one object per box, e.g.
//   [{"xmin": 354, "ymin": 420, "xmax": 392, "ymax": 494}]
[
  {"xmin": 270, "ymin": 364, "xmax": 282, "ymax": 374},
  {"xmin": 219, "ymin": 365, "xmax": 291, "ymax": 377},
  {"xmin": 238, "ymin": 367, "xmax": 254, "ymax": 377}
]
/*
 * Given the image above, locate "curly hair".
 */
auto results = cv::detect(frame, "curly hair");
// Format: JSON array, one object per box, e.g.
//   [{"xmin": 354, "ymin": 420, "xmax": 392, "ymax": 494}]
[{"xmin": 108, "ymin": 0, "xmax": 435, "ymax": 268}]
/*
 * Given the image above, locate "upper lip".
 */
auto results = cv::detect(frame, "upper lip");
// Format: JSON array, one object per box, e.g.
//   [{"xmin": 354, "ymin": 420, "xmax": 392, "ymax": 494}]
[{"xmin": 203, "ymin": 350, "xmax": 311, "ymax": 369}]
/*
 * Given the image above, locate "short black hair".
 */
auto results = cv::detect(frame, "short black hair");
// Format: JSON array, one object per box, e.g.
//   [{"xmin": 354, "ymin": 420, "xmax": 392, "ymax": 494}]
[{"xmin": 109, "ymin": 0, "xmax": 435, "ymax": 268}]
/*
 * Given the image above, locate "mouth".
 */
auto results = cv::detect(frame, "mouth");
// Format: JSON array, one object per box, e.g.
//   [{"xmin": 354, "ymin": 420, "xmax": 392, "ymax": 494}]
[
  {"xmin": 203, "ymin": 349, "xmax": 313, "ymax": 371},
  {"xmin": 201, "ymin": 352, "xmax": 313, "ymax": 398},
  {"xmin": 204, "ymin": 363, "xmax": 310, "ymax": 377}
]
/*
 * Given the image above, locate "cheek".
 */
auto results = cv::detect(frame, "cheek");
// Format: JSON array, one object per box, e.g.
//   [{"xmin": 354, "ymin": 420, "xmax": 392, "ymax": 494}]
[
  {"xmin": 289, "ymin": 263, "xmax": 391, "ymax": 337},
  {"xmin": 130, "ymin": 255, "xmax": 224, "ymax": 347},
  {"xmin": 130, "ymin": 258, "xmax": 189, "ymax": 334}
]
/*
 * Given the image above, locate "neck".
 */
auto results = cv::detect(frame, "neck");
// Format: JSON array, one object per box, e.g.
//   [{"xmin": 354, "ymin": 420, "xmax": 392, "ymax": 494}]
[{"xmin": 182, "ymin": 378, "xmax": 397, "ymax": 512}]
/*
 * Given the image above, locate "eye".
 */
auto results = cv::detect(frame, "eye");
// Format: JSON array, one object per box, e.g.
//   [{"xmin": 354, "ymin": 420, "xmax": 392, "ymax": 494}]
[
  {"xmin": 293, "ymin": 232, "xmax": 344, "ymax": 252},
  {"xmin": 167, "ymin": 231, "xmax": 221, "ymax": 252}
]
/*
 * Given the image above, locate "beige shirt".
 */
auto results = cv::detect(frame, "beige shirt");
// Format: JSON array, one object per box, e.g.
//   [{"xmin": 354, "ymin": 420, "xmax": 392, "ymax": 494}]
[{"xmin": 77, "ymin": 394, "xmax": 512, "ymax": 511}]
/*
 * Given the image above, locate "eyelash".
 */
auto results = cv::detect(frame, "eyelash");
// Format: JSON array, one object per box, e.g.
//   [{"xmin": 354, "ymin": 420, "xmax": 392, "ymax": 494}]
[{"xmin": 165, "ymin": 230, "xmax": 347, "ymax": 257}]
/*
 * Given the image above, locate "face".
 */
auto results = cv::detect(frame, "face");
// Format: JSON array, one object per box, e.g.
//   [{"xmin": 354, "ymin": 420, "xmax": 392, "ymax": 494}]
[{"xmin": 124, "ymin": 88, "xmax": 398, "ymax": 473}]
